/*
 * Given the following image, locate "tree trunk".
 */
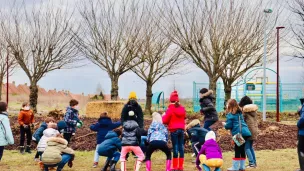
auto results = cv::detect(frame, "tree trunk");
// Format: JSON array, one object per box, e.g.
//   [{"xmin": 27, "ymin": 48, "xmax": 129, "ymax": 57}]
[
  {"xmin": 145, "ymin": 81, "xmax": 153, "ymax": 115},
  {"xmin": 224, "ymin": 83, "xmax": 232, "ymax": 101},
  {"xmin": 110, "ymin": 75, "xmax": 119, "ymax": 100},
  {"xmin": 208, "ymin": 76, "xmax": 218, "ymax": 97},
  {"xmin": 29, "ymin": 81, "xmax": 39, "ymax": 113},
  {"xmin": 0, "ymin": 74, "xmax": 3, "ymax": 101}
]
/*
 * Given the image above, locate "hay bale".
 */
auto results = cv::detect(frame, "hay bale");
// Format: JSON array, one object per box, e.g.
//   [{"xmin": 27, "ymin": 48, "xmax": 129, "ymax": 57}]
[{"xmin": 86, "ymin": 101, "xmax": 125, "ymax": 119}]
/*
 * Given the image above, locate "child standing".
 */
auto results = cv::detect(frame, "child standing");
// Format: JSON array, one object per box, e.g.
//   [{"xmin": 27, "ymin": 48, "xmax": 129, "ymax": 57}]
[
  {"xmin": 186, "ymin": 119, "xmax": 209, "ymax": 156},
  {"xmin": 196, "ymin": 131, "xmax": 223, "ymax": 171},
  {"xmin": 32, "ymin": 117, "xmax": 55, "ymax": 161},
  {"xmin": 162, "ymin": 90, "xmax": 186, "ymax": 171},
  {"xmin": 223, "ymin": 99, "xmax": 251, "ymax": 171},
  {"xmin": 63, "ymin": 99, "xmax": 81, "ymax": 143},
  {"xmin": 90, "ymin": 112, "xmax": 121, "ymax": 168},
  {"xmin": 145, "ymin": 112, "xmax": 171, "ymax": 171},
  {"xmin": 97, "ymin": 130, "xmax": 122, "ymax": 171},
  {"xmin": 199, "ymin": 88, "xmax": 219, "ymax": 131},
  {"xmin": 297, "ymin": 98, "xmax": 304, "ymax": 171},
  {"xmin": 18, "ymin": 102, "xmax": 34, "ymax": 154},
  {"xmin": 0, "ymin": 102, "xmax": 14, "ymax": 161},
  {"xmin": 120, "ymin": 118, "xmax": 145, "ymax": 171},
  {"xmin": 239, "ymin": 96, "xmax": 258, "ymax": 168}
]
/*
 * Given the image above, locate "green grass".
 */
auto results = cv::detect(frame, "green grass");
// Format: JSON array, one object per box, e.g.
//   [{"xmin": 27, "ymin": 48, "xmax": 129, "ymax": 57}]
[{"xmin": 0, "ymin": 149, "xmax": 299, "ymax": 171}]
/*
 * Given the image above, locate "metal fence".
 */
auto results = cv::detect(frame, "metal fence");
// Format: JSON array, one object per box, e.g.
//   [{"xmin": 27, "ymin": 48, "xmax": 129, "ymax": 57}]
[{"xmin": 193, "ymin": 82, "xmax": 304, "ymax": 112}]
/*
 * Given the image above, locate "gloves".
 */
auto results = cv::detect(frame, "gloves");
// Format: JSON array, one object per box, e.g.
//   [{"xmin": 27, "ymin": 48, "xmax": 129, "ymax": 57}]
[
  {"xmin": 196, "ymin": 165, "xmax": 202, "ymax": 171},
  {"xmin": 77, "ymin": 121, "xmax": 83, "ymax": 128},
  {"xmin": 68, "ymin": 161, "xmax": 73, "ymax": 168}
]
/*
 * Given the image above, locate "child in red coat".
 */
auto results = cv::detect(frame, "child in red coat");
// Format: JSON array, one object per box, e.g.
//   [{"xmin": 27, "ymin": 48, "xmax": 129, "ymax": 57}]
[{"xmin": 162, "ymin": 91, "xmax": 186, "ymax": 171}]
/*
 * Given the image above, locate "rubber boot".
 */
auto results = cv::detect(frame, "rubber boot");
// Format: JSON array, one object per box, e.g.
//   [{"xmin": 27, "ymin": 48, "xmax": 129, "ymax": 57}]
[
  {"xmin": 239, "ymin": 159, "xmax": 246, "ymax": 171},
  {"xmin": 25, "ymin": 145, "xmax": 32, "ymax": 153},
  {"xmin": 134, "ymin": 160, "xmax": 142, "ymax": 171},
  {"xmin": 19, "ymin": 146, "xmax": 25, "ymax": 154},
  {"xmin": 145, "ymin": 160, "xmax": 151, "ymax": 171},
  {"xmin": 298, "ymin": 150, "xmax": 304, "ymax": 171},
  {"xmin": 166, "ymin": 160, "xmax": 171, "ymax": 171},
  {"xmin": 121, "ymin": 161, "xmax": 126, "ymax": 171},
  {"xmin": 178, "ymin": 158, "xmax": 184, "ymax": 171},
  {"xmin": 172, "ymin": 158, "xmax": 178, "ymax": 170},
  {"xmin": 109, "ymin": 160, "xmax": 119, "ymax": 171},
  {"xmin": 227, "ymin": 159, "xmax": 240, "ymax": 171},
  {"xmin": 101, "ymin": 160, "xmax": 111, "ymax": 171}
]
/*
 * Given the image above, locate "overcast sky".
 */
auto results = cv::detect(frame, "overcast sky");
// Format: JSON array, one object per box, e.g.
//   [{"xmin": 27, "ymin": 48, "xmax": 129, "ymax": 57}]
[{"xmin": 3, "ymin": 0, "xmax": 304, "ymax": 99}]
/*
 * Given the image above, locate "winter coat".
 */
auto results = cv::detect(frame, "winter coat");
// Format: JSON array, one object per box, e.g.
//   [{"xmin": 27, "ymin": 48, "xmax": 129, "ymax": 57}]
[
  {"xmin": 199, "ymin": 90, "xmax": 218, "ymax": 122},
  {"xmin": 90, "ymin": 117, "xmax": 121, "ymax": 144},
  {"xmin": 64, "ymin": 107, "xmax": 80, "ymax": 133},
  {"xmin": 298, "ymin": 104, "xmax": 304, "ymax": 136},
  {"xmin": 121, "ymin": 101, "xmax": 144, "ymax": 128},
  {"xmin": 243, "ymin": 104, "xmax": 259, "ymax": 140},
  {"xmin": 196, "ymin": 139, "xmax": 222, "ymax": 166},
  {"xmin": 42, "ymin": 137, "xmax": 74, "ymax": 165},
  {"xmin": 32, "ymin": 122, "xmax": 48, "ymax": 142},
  {"xmin": 98, "ymin": 131, "xmax": 122, "ymax": 156},
  {"xmin": 187, "ymin": 125, "xmax": 208, "ymax": 144},
  {"xmin": 225, "ymin": 112, "xmax": 252, "ymax": 137},
  {"xmin": 18, "ymin": 109, "xmax": 34, "ymax": 126},
  {"xmin": 0, "ymin": 112, "xmax": 14, "ymax": 146},
  {"xmin": 37, "ymin": 128, "xmax": 60, "ymax": 152},
  {"xmin": 162, "ymin": 104, "xmax": 186, "ymax": 132},
  {"xmin": 148, "ymin": 121, "xmax": 168, "ymax": 143},
  {"xmin": 121, "ymin": 120, "xmax": 141, "ymax": 146}
]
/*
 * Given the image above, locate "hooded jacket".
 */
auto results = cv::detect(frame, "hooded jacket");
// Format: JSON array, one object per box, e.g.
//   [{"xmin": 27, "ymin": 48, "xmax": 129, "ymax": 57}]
[
  {"xmin": 121, "ymin": 120, "xmax": 141, "ymax": 146},
  {"xmin": 90, "ymin": 117, "xmax": 121, "ymax": 144},
  {"xmin": 98, "ymin": 131, "xmax": 122, "ymax": 156},
  {"xmin": 162, "ymin": 104, "xmax": 186, "ymax": 132},
  {"xmin": 18, "ymin": 109, "xmax": 34, "ymax": 126},
  {"xmin": 63, "ymin": 106, "xmax": 80, "ymax": 133},
  {"xmin": 243, "ymin": 104, "xmax": 259, "ymax": 140},
  {"xmin": 0, "ymin": 112, "xmax": 14, "ymax": 146},
  {"xmin": 148, "ymin": 112, "xmax": 168, "ymax": 142},
  {"xmin": 199, "ymin": 90, "xmax": 218, "ymax": 122},
  {"xmin": 37, "ymin": 128, "xmax": 60, "ymax": 152},
  {"xmin": 298, "ymin": 104, "xmax": 304, "ymax": 136},
  {"xmin": 196, "ymin": 131, "xmax": 222, "ymax": 166},
  {"xmin": 225, "ymin": 112, "xmax": 251, "ymax": 137},
  {"xmin": 32, "ymin": 122, "xmax": 48, "ymax": 142},
  {"xmin": 121, "ymin": 100, "xmax": 144, "ymax": 128},
  {"xmin": 186, "ymin": 119, "xmax": 208, "ymax": 143},
  {"xmin": 42, "ymin": 137, "xmax": 74, "ymax": 165}
]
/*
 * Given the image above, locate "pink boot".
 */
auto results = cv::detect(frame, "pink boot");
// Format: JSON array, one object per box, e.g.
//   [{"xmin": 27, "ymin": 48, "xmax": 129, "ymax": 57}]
[
  {"xmin": 146, "ymin": 160, "xmax": 151, "ymax": 171},
  {"xmin": 166, "ymin": 160, "xmax": 171, "ymax": 171}
]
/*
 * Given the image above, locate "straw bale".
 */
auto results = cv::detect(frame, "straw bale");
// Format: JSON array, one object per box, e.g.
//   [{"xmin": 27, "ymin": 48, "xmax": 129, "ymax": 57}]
[{"xmin": 86, "ymin": 101, "xmax": 125, "ymax": 119}]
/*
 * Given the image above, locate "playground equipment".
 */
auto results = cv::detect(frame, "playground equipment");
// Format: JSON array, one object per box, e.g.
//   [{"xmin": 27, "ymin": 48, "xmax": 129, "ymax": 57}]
[
  {"xmin": 193, "ymin": 68, "xmax": 304, "ymax": 113},
  {"xmin": 151, "ymin": 91, "xmax": 165, "ymax": 111}
]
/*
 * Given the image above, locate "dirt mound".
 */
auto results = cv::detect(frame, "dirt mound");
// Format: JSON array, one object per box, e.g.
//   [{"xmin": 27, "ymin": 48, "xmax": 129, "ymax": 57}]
[{"xmin": 6, "ymin": 116, "xmax": 298, "ymax": 152}]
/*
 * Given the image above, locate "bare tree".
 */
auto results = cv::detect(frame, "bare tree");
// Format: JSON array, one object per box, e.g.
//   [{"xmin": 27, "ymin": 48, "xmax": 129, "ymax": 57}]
[
  {"xmin": 0, "ymin": 2, "xmax": 80, "ymax": 112},
  {"xmin": 290, "ymin": 0, "xmax": 304, "ymax": 59},
  {"xmin": 76, "ymin": 0, "xmax": 144, "ymax": 100},
  {"xmin": 132, "ymin": 9, "xmax": 185, "ymax": 114}
]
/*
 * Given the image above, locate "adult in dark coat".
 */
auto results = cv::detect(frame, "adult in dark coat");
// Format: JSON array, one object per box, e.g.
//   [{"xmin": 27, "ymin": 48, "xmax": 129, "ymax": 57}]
[
  {"xmin": 199, "ymin": 88, "xmax": 219, "ymax": 130},
  {"xmin": 121, "ymin": 92, "xmax": 144, "ymax": 128}
]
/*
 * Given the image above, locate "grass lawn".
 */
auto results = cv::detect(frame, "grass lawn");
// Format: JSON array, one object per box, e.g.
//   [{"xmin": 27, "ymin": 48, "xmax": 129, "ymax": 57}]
[{"xmin": 0, "ymin": 149, "xmax": 299, "ymax": 171}]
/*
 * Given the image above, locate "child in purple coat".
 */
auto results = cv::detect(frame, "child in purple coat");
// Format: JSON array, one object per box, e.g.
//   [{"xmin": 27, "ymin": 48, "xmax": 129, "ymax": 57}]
[{"xmin": 196, "ymin": 131, "xmax": 223, "ymax": 171}]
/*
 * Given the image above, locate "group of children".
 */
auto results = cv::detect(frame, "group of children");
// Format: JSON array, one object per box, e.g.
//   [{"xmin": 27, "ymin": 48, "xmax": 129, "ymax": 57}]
[{"xmin": 0, "ymin": 89, "xmax": 303, "ymax": 171}]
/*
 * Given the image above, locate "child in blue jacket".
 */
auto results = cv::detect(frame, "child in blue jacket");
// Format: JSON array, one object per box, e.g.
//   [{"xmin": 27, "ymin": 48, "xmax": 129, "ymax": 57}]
[
  {"xmin": 90, "ymin": 112, "xmax": 121, "ymax": 168},
  {"xmin": 97, "ymin": 130, "xmax": 122, "ymax": 171},
  {"xmin": 297, "ymin": 98, "xmax": 304, "ymax": 171},
  {"xmin": 186, "ymin": 119, "xmax": 208, "ymax": 156},
  {"xmin": 63, "ymin": 99, "xmax": 81, "ymax": 143},
  {"xmin": 32, "ymin": 117, "xmax": 55, "ymax": 161}
]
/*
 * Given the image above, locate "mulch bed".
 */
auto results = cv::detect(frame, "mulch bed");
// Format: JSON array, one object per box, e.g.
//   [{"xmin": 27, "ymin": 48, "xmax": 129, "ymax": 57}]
[{"xmin": 6, "ymin": 115, "xmax": 298, "ymax": 152}]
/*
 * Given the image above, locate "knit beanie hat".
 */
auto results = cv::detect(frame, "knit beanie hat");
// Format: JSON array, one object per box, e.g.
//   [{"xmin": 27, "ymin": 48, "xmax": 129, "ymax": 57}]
[
  {"xmin": 205, "ymin": 131, "xmax": 216, "ymax": 141},
  {"xmin": 170, "ymin": 91, "xmax": 179, "ymax": 102},
  {"xmin": 199, "ymin": 88, "xmax": 208, "ymax": 95},
  {"xmin": 186, "ymin": 119, "xmax": 200, "ymax": 130},
  {"xmin": 129, "ymin": 91, "xmax": 137, "ymax": 100},
  {"xmin": 57, "ymin": 120, "xmax": 67, "ymax": 132},
  {"xmin": 152, "ymin": 112, "xmax": 162, "ymax": 123}
]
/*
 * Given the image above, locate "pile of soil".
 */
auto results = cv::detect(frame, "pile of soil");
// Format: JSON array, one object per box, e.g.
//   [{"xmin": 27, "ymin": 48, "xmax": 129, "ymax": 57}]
[{"xmin": 7, "ymin": 116, "xmax": 298, "ymax": 152}]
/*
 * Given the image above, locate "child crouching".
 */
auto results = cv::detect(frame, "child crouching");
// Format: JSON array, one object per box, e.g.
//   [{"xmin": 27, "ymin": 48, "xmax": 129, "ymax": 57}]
[
  {"xmin": 145, "ymin": 112, "xmax": 171, "ymax": 171},
  {"xmin": 97, "ymin": 129, "xmax": 122, "ymax": 171},
  {"xmin": 186, "ymin": 119, "xmax": 209, "ymax": 156},
  {"xmin": 196, "ymin": 131, "xmax": 223, "ymax": 171}
]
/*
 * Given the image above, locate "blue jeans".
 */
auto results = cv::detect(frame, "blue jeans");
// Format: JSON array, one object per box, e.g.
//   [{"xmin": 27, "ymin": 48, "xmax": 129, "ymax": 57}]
[
  {"xmin": 245, "ymin": 140, "xmax": 256, "ymax": 165},
  {"xmin": 203, "ymin": 121, "xmax": 216, "ymax": 131},
  {"xmin": 44, "ymin": 154, "xmax": 72, "ymax": 171},
  {"xmin": 171, "ymin": 129, "xmax": 184, "ymax": 158},
  {"xmin": 140, "ymin": 136, "xmax": 148, "ymax": 154},
  {"xmin": 106, "ymin": 151, "xmax": 121, "ymax": 162},
  {"xmin": 203, "ymin": 164, "xmax": 220, "ymax": 171}
]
